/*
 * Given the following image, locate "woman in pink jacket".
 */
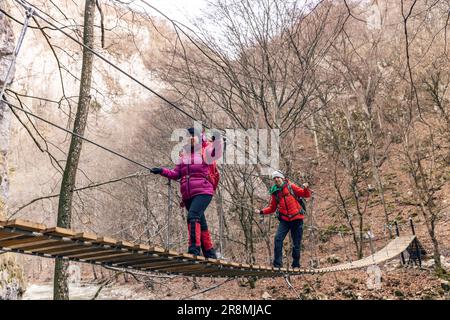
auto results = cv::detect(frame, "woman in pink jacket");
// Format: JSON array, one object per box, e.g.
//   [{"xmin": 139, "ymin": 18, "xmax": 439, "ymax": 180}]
[{"xmin": 150, "ymin": 127, "xmax": 221, "ymax": 258}]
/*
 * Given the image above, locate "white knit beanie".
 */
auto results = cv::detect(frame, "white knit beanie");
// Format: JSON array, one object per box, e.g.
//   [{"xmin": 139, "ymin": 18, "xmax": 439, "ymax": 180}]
[{"xmin": 271, "ymin": 170, "xmax": 285, "ymax": 180}]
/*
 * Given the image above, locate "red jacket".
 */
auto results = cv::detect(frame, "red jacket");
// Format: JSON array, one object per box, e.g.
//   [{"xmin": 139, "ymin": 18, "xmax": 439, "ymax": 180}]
[{"xmin": 261, "ymin": 180, "xmax": 311, "ymax": 222}]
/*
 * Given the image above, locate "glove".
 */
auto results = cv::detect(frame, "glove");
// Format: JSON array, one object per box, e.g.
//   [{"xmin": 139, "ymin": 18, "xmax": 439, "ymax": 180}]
[
  {"xmin": 150, "ymin": 167, "xmax": 163, "ymax": 174},
  {"xmin": 259, "ymin": 213, "xmax": 264, "ymax": 223},
  {"xmin": 254, "ymin": 209, "xmax": 263, "ymax": 215}
]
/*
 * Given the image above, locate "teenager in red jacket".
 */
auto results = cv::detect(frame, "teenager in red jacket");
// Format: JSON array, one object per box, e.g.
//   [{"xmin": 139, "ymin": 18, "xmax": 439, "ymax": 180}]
[{"xmin": 255, "ymin": 170, "xmax": 311, "ymax": 268}]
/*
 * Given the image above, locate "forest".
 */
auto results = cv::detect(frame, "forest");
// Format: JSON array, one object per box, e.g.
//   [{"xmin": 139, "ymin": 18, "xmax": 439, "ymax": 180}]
[{"xmin": 0, "ymin": 0, "xmax": 449, "ymax": 300}]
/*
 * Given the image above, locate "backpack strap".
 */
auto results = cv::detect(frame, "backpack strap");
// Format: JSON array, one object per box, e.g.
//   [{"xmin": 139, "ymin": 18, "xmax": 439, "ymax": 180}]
[
  {"xmin": 274, "ymin": 189, "xmax": 281, "ymax": 204},
  {"xmin": 274, "ymin": 190, "xmax": 281, "ymax": 220},
  {"xmin": 287, "ymin": 183, "xmax": 306, "ymax": 215},
  {"xmin": 201, "ymin": 145, "xmax": 220, "ymax": 191}
]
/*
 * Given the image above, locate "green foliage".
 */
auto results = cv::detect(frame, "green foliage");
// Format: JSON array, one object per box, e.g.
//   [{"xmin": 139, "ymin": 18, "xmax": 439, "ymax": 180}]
[{"xmin": 394, "ymin": 290, "xmax": 404, "ymax": 297}]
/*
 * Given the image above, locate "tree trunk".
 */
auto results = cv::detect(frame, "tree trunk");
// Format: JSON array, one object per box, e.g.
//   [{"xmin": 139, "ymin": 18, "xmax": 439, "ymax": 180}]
[
  {"xmin": 53, "ymin": 0, "xmax": 96, "ymax": 300},
  {"xmin": 0, "ymin": 3, "xmax": 26, "ymax": 300},
  {"xmin": 310, "ymin": 115, "xmax": 320, "ymax": 163},
  {"xmin": 364, "ymin": 104, "xmax": 392, "ymax": 238},
  {"xmin": 429, "ymin": 223, "xmax": 442, "ymax": 270}
]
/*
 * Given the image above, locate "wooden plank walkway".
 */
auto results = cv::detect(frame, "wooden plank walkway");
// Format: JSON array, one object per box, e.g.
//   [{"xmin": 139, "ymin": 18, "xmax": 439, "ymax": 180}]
[
  {"xmin": 0, "ymin": 219, "xmax": 415, "ymax": 278},
  {"xmin": 315, "ymin": 235, "xmax": 416, "ymax": 272}
]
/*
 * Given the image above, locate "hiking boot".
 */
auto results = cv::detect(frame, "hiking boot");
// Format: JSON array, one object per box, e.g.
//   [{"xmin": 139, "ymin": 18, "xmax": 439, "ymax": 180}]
[
  {"xmin": 188, "ymin": 246, "xmax": 201, "ymax": 256},
  {"xmin": 203, "ymin": 248, "xmax": 217, "ymax": 259}
]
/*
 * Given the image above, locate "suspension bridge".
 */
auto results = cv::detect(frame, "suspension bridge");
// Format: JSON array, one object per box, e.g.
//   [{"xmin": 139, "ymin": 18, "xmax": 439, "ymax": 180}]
[
  {"xmin": 0, "ymin": 2, "xmax": 426, "ymax": 279},
  {"xmin": 0, "ymin": 218, "xmax": 417, "ymax": 278}
]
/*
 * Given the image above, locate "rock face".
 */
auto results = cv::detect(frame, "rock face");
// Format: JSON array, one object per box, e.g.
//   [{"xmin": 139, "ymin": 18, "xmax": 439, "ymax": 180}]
[
  {"xmin": 0, "ymin": 2, "xmax": 27, "ymax": 300},
  {"xmin": 0, "ymin": 5, "xmax": 15, "ymax": 88}
]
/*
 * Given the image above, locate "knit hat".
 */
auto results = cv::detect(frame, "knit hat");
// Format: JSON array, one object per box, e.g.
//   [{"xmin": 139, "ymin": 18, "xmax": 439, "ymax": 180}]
[
  {"xmin": 271, "ymin": 170, "xmax": 285, "ymax": 180},
  {"xmin": 187, "ymin": 127, "xmax": 203, "ymax": 136}
]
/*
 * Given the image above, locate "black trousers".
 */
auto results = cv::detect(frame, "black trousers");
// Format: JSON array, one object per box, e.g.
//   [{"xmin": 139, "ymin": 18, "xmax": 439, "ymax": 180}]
[
  {"xmin": 185, "ymin": 194, "xmax": 213, "ymax": 229},
  {"xmin": 184, "ymin": 194, "xmax": 215, "ymax": 257}
]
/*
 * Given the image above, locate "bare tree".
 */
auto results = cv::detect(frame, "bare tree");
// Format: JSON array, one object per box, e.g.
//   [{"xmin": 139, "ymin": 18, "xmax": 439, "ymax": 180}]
[
  {"xmin": 0, "ymin": 0, "xmax": 26, "ymax": 300},
  {"xmin": 54, "ymin": 0, "xmax": 96, "ymax": 300},
  {"xmin": 391, "ymin": 0, "xmax": 449, "ymax": 272}
]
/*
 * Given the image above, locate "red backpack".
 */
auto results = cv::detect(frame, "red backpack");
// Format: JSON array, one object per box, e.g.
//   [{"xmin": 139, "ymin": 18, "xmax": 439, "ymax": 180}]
[{"xmin": 202, "ymin": 146, "xmax": 220, "ymax": 191}]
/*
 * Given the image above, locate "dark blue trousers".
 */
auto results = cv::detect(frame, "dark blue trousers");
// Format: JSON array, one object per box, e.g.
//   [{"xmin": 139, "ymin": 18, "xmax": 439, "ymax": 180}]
[
  {"xmin": 273, "ymin": 219, "xmax": 304, "ymax": 268},
  {"xmin": 184, "ymin": 194, "xmax": 214, "ymax": 257}
]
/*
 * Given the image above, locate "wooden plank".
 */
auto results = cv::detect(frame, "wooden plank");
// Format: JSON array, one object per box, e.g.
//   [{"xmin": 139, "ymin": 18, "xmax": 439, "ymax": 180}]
[
  {"xmin": 91, "ymin": 252, "xmax": 137, "ymax": 263},
  {"xmin": 142, "ymin": 260, "xmax": 201, "ymax": 271},
  {"xmin": 133, "ymin": 244, "xmax": 151, "ymax": 251},
  {"xmin": 180, "ymin": 253, "xmax": 195, "ymax": 260},
  {"xmin": 147, "ymin": 246, "xmax": 168, "ymax": 254},
  {"xmin": 96, "ymin": 236, "xmax": 119, "ymax": 245},
  {"xmin": 0, "ymin": 233, "xmax": 23, "ymax": 242},
  {"xmin": 204, "ymin": 258, "xmax": 220, "ymax": 264},
  {"xmin": 113, "ymin": 256, "xmax": 165, "ymax": 267},
  {"xmin": 128, "ymin": 257, "xmax": 172, "ymax": 268},
  {"xmin": 32, "ymin": 243, "xmax": 87, "ymax": 255},
  {"xmin": 117, "ymin": 241, "xmax": 135, "ymax": 249},
  {"xmin": 112, "ymin": 255, "xmax": 162, "ymax": 268},
  {"xmin": 154, "ymin": 263, "xmax": 210, "ymax": 273},
  {"xmin": 222, "ymin": 267, "xmax": 266, "ymax": 277},
  {"xmin": 133, "ymin": 258, "xmax": 186, "ymax": 269},
  {"xmin": 72, "ymin": 232, "xmax": 98, "ymax": 241},
  {"xmin": 8, "ymin": 239, "xmax": 58, "ymax": 250},
  {"xmin": 4, "ymin": 219, "xmax": 46, "ymax": 232},
  {"xmin": 0, "ymin": 235, "xmax": 49, "ymax": 246},
  {"xmin": 63, "ymin": 247, "xmax": 114, "ymax": 258},
  {"xmin": 164, "ymin": 249, "xmax": 182, "ymax": 256},
  {"xmin": 0, "ymin": 235, "xmax": 39, "ymax": 248},
  {"xmin": 40, "ymin": 245, "xmax": 97, "ymax": 256},
  {"xmin": 209, "ymin": 259, "xmax": 227, "ymax": 266},
  {"xmin": 184, "ymin": 266, "xmax": 252, "ymax": 277},
  {"xmin": 44, "ymin": 227, "xmax": 77, "ymax": 237},
  {"xmin": 68, "ymin": 248, "xmax": 124, "ymax": 259},
  {"xmin": 14, "ymin": 236, "xmax": 74, "ymax": 251}
]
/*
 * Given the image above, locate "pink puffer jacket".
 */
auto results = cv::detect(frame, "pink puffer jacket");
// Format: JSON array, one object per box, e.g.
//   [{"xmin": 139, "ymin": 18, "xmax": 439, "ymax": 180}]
[{"xmin": 161, "ymin": 138, "xmax": 222, "ymax": 201}]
